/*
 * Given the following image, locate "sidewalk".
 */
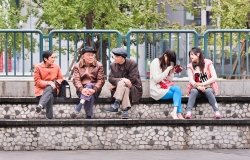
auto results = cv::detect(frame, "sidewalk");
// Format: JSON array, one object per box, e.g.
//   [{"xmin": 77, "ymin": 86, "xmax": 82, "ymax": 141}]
[{"xmin": 0, "ymin": 149, "xmax": 250, "ymax": 160}]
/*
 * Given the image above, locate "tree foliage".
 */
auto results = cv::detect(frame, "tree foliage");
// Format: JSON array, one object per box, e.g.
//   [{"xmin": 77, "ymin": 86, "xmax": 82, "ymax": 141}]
[
  {"xmin": 0, "ymin": 0, "xmax": 36, "ymax": 53},
  {"xmin": 27, "ymin": 0, "xmax": 182, "ymax": 33},
  {"xmin": 183, "ymin": 0, "xmax": 250, "ymax": 29},
  {"xmin": 0, "ymin": 0, "xmax": 28, "ymax": 29},
  {"xmin": 211, "ymin": 0, "xmax": 250, "ymax": 29}
]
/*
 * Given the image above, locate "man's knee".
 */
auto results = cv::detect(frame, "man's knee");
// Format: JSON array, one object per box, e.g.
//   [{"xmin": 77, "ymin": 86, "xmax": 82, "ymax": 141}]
[
  {"xmin": 117, "ymin": 80, "xmax": 126, "ymax": 87},
  {"xmin": 84, "ymin": 83, "xmax": 94, "ymax": 89}
]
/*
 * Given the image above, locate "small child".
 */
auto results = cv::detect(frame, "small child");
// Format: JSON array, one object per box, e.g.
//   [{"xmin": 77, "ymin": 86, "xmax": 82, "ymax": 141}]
[{"xmin": 74, "ymin": 83, "xmax": 94, "ymax": 113}]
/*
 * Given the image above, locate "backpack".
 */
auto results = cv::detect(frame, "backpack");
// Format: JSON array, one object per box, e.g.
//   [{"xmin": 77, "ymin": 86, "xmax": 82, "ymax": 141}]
[{"xmin": 58, "ymin": 80, "xmax": 71, "ymax": 98}]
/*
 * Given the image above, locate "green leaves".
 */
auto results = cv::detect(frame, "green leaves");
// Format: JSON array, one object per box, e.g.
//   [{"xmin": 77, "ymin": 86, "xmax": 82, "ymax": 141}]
[
  {"xmin": 184, "ymin": 0, "xmax": 250, "ymax": 29},
  {"xmin": 28, "ymin": 0, "xmax": 180, "ymax": 33},
  {"xmin": 0, "ymin": 0, "xmax": 27, "ymax": 29}
]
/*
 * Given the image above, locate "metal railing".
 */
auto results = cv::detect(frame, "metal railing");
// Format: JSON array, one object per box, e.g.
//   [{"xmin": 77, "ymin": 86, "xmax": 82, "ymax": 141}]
[
  {"xmin": 0, "ymin": 29, "xmax": 43, "ymax": 76},
  {"xmin": 203, "ymin": 29, "xmax": 250, "ymax": 78},
  {"xmin": 125, "ymin": 30, "xmax": 198, "ymax": 78},
  {"xmin": 48, "ymin": 30, "xmax": 122, "ymax": 76},
  {"xmin": 1, "ymin": 29, "xmax": 250, "ymax": 79}
]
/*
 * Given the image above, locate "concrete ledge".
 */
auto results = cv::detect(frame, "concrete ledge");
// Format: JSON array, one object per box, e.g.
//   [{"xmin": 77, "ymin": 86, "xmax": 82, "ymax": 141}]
[
  {"xmin": 1, "ymin": 119, "xmax": 250, "ymax": 127},
  {"xmin": 2, "ymin": 79, "xmax": 250, "ymax": 97},
  {"xmin": 1, "ymin": 96, "xmax": 250, "ymax": 104}
]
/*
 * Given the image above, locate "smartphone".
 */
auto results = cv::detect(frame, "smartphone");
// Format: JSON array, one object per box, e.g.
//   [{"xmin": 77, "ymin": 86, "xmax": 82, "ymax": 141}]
[{"xmin": 174, "ymin": 65, "xmax": 183, "ymax": 73}]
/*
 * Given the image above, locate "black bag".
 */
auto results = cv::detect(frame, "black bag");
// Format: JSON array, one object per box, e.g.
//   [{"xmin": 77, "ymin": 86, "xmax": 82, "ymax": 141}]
[{"xmin": 58, "ymin": 80, "xmax": 71, "ymax": 98}]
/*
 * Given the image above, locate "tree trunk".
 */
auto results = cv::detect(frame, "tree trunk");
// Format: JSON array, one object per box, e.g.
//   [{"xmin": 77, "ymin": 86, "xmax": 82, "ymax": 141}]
[
  {"xmin": 247, "ymin": 12, "xmax": 250, "ymax": 29},
  {"xmin": 229, "ymin": 40, "xmax": 246, "ymax": 79},
  {"xmin": 95, "ymin": 39, "xmax": 108, "ymax": 76}
]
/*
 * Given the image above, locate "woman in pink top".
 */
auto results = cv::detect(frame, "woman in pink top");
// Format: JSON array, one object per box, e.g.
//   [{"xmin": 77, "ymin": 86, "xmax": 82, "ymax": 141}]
[{"xmin": 185, "ymin": 47, "xmax": 221, "ymax": 119}]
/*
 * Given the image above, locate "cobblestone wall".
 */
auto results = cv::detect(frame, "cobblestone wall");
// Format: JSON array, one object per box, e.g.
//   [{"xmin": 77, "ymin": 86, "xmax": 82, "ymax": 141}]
[
  {"xmin": 1, "ymin": 102, "xmax": 250, "ymax": 119},
  {"xmin": 0, "ymin": 125, "xmax": 250, "ymax": 150}
]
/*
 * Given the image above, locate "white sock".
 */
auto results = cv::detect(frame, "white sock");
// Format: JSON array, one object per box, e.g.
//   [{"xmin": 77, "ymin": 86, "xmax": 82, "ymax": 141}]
[
  {"xmin": 172, "ymin": 107, "xmax": 177, "ymax": 113},
  {"xmin": 80, "ymin": 99, "xmax": 85, "ymax": 104}
]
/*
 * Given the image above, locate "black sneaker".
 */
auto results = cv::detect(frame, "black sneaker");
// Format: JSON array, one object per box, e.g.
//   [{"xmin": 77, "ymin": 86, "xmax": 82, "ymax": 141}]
[
  {"xmin": 45, "ymin": 116, "xmax": 52, "ymax": 120},
  {"xmin": 35, "ymin": 105, "xmax": 42, "ymax": 113},
  {"xmin": 105, "ymin": 105, "xmax": 118, "ymax": 112},
  {"xmin": 86, "ymin": 115, "xmax": 92, "ymax": 119},
  {"xmin": 121, "ymin": 111, "xmax": 129, "ymax": 119}
]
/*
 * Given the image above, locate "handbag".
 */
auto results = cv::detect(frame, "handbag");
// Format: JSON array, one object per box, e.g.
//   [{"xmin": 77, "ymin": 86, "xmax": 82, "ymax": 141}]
[
  {"xmin": 58, "ymin": 80, "xmax": 71, "ymax": 98},
  {"xmin": 159, "ymin": 79, "xmax": 174, "ymax": 89}
]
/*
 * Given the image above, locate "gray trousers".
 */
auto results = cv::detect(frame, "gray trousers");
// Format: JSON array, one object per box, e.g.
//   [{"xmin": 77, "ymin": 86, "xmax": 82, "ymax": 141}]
[
  {"xmin": 38, "ymin": 86, "xmax": 55, "ymax": 119},
  {"xmin": 186, "ymin": 88, "xmax": 219, "ymax": 112}
]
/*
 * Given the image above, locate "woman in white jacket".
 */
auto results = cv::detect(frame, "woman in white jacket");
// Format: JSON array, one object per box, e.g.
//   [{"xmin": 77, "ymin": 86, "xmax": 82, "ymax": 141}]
[{"xmin": 150, "ymin": 50, "xmax": 184, "ymax": 119}]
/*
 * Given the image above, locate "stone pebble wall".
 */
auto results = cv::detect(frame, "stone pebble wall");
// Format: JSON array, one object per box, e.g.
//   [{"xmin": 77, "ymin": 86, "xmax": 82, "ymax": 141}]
[
  {"xmin": 0, "ymin": 103, "xmax": 250, "ymax": 119},
  {"xmin": 0, "ymin": 126, "xmax": 250, "ymax": 150}
]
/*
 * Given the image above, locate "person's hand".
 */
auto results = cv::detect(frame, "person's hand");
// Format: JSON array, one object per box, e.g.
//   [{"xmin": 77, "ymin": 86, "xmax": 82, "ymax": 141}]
[
  {"xmin": 87, "ymin": 88, "xmax": 96, "ymax": 95},
  {"xmin": 194, "ymin": 82, "xmax": 202, "ymax": 88},
  {"xmin": 81, "ymin": 88, "xmax": 89, "ymax": 96},
  {"xmin": 121, "ymin": 78, "xmax": 132, "ymax": 88},
  {"xmin": 166, "ymin": 66, "xmax": 174, "ymax": 73},
  {"xmin": 81, "ymin": 88, "xmax": 95, "ymax": 96},
  {"xmin": 109, "ymin": 84, "xmax": 116, "ymax": 91},
  {"xmin": 48, "ymin": 81, "xmax": 56, "ymax": 89},
  {"xmin": 197, "ymin": 86, "xmax": 206, "ymax": 92}
]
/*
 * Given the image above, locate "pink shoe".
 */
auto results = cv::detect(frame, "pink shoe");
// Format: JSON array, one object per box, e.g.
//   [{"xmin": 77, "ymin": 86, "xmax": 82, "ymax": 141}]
[
  {"xmin": 214, "ymin": 111, "xmax": 221, "ymax": 119},
  {"xmin": 185, "ymin": 111, "xmax": 192, "ymax": 119}
]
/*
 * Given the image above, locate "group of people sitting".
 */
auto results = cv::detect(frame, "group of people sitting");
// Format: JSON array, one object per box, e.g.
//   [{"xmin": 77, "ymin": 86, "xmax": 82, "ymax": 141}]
[{"xmin": 33, "ymin": 46, "xmax": 221, "ymax": 120}]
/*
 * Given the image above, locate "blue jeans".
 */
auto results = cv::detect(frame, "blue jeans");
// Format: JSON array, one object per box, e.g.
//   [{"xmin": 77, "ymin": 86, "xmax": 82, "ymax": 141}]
[{"xmin": 161, "ymin": 86, "xmax": 182, "ymax": 113}]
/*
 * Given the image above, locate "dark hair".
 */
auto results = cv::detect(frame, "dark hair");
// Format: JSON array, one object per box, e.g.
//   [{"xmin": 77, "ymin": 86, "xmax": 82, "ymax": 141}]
[
  {"xmin": 159, "ymin": 50, "xmax": 176, "ymax": 71},
  {"xmin": 42, "ymin": 50, "xmax": 53, "ymax": 62},
  {"xmin": 189, "ymin": 47, "xmax": 205, "ymax": 72}
]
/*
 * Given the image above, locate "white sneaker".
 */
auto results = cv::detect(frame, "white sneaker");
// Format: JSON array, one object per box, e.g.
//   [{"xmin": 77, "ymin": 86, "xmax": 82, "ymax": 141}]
[
  {"xmin": 214, "ymin": 111, "xmax": 221, "ymax": 119},
  {"xmin": 170, "ymin": 112, "xmax": 178, "ymax": 119}
]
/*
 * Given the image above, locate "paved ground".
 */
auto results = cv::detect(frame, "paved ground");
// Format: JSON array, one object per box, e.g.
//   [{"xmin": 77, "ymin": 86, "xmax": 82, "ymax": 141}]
[{"xmin": 0, "ymin": 149, "xmax": 250, "ymax": 160}]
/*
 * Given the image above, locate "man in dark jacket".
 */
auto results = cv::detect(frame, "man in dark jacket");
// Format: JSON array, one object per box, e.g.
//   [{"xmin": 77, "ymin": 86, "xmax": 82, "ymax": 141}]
[
  {"xmin": 105, "ymin": 47, "xmax": 143, "ymax": 119},
  {"xmin": 73, "ymin": 46, "xmax": 105, "ymax": 119}
]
